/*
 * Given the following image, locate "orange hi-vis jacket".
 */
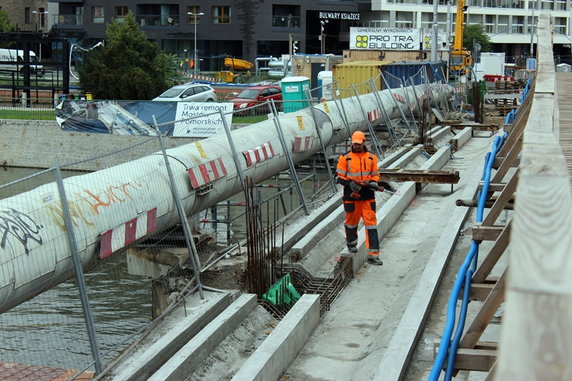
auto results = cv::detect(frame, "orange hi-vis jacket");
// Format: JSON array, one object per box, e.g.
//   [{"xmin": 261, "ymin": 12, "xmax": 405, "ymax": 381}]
[{"xmin": 336, "ymin": 149, "xmax": 380, "ymax": 201}]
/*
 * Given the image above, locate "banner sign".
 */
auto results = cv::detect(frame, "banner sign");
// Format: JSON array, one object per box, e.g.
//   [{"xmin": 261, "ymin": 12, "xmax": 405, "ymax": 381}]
[
  {"xmin": 173, "ymin": 102, "xmax": 233, "ymax": 137},
  {"xmin": 55, "ymin": 100, "xmax": 233, "ymax": 137},
  {"xmin": 319, "ymin": 11, "xmax": 360, "ymax": 21},
  {"xmin": 350, "ymin": 28, "xmax": 421, "ymax": 51}
]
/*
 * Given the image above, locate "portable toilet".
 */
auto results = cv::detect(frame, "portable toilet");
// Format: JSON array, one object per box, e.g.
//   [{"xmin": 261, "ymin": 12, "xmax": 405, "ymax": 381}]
[
  {"xmin": 317, "ymin": 71, "xmax": 333, "ymax": 100},
  {"xmin": 280, "ymin": 76, "xmax": 310, "ymax": 113}
]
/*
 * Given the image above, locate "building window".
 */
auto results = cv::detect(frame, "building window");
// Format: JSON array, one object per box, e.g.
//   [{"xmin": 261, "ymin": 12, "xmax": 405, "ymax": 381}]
[
  {"xmin": 38, "ymin": 7, "xmax": 47, "ymax": 29},
  {"xmin": 25, "ymin": 7, "xmax": 31, "ymax": 24},
  {"xmin": 212, "ymin": 6, "xmax": 230, "ymax": 24},
  {"xmin": 92, "ymin": 6, "xmax": 105, "ymax": 24},
  {"xmin": 187, "ymin": 6, "xmax": 201, "ymax": 24},
  {"xmin": 115, "ymin": 6, "xmax": 128, "ymax": 18}
]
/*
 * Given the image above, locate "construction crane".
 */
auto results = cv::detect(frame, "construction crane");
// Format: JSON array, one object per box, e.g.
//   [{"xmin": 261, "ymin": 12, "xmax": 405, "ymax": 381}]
[{"xmin": 450, "ymin": 0, "xmax": 473, "ymax": 75}]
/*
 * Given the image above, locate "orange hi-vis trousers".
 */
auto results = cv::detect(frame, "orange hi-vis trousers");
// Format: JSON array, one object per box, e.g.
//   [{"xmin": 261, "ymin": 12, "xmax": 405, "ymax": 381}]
[{"xmin": 343, "ymin": 199, "xmax": 379, "ymax": 256}]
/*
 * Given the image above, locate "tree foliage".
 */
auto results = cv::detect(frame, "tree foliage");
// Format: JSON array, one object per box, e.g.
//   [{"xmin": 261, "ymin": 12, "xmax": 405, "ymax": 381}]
[
  {"xmin": 78, "ymin": 12, "xmax": 176, "ymax": 100},
  {"xmin": 463, "ymin": 24, "xmax": 491, "ymax": 53},
  {"xmin": 0, "ymin": 10, "xmax": 16, "ymax": 32}
]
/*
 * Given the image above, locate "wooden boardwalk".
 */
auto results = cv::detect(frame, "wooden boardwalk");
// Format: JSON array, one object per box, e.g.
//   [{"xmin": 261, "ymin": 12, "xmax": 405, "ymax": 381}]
[{"xmin": 557, "ymin": 71, "xmax": 572, "ymax": 183}]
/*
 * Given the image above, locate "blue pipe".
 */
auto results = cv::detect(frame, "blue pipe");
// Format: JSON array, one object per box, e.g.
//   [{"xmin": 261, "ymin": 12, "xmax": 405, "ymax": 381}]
[
  {"xmin": 428, "ymin": 132, "xmax": 507, "ymax": 381},
  {"xmin": 428, "ymin": 243, "xmax": 478, "ymax": 380},
  {"xmin": 444, "ymin": 268, "xmax": 474, "ymax": 380},
  {"xmin": 477, "ymin": 135, "xmax": 504, "ymax": 222}
]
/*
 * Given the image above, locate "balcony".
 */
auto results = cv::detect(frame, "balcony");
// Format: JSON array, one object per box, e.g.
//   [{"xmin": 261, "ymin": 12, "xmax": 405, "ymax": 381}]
[
  {"xmin": 52, "ymin": 14, "xmax": 83, "ymax": 29},
  {"xmin": 138, "ymin": 15, "xmax": 180, "ymax": 27},
  {"xmin": 272, "ymin": 15, "xmax": 300, "ymax": 28}
]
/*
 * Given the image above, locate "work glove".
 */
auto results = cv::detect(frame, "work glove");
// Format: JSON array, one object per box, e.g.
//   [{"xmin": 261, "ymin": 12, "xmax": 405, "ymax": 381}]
[
  {"xmin": 368, "ymin": 182, "xmax": 384, "ymax": 192},
  {"xmin": 350, "ymin": 191, "xmax": 361, "ymax": 199},
  {"xmin": 349, "ymin": 181, "xmax": 362, "ymax": 193},
  {"xmin": 354, "ymin": 180, "xmax": 370, "ymax": 187}
]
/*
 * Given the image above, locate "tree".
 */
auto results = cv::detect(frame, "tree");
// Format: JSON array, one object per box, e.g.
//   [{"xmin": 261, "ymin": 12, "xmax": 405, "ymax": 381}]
[
  {"xmin": 0, "ymin": 10, "xmax": 16, "ymax": 32},
  {"xmin": 78, "ymin": 12, "xmax": 176, "ymax": 100},
  {"xmin": 464, "ymin": 24, "xmax": 491, "ymax": 53}
]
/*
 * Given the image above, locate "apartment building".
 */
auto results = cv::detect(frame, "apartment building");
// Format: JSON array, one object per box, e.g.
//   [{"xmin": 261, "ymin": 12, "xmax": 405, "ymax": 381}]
[
  {"xmin": 367, "ymin": 0, "xmax": 572, "ymax": 62},
  {"xmin": 4, "ymin": 0, "xmax": 571, "ymax": 68},
  {"xmin": 28, "ymin": 0, "xmax": 367, "ymax": 70}
]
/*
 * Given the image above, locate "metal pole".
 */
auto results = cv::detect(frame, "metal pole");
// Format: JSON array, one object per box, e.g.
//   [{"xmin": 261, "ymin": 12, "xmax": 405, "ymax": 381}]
[
  {"xmin": 54, "ymin": 166, "xmax": 103, "ymax": 374},
  {"xmin": 368, "ymin": 79, "xmax": 398, "ymax": 148},
  {"xmin": 399, "ymin": 79, "xmax": 419, "ymax": 133},
  {"xmin": 350, "ymin": 84, "xmax": 384, "ymax": 159},
  {"xmin": 379, "ymin": 72, "xmax": 414, "ymax": 134},
  {"xmin": 152, "ymin": 116, "xmax": 204, "ymax": 299},
  {"xmin": 432, "ymin": 0, "xmax": 439, "ymax": 62},
  {"xmin": 331, "ymin": 81, "xmax": 353, "ymax": 138},
  {"xmin": 219, "ymin": 109, "xmax": 247, "ymax": 193},
  {"xmin": 268, "ymin": 100, "xmax": 310, "ymax": 214},
  {"xmin": 194, "ymin": 15, "xmax": 198, "ymax": 75},
  {"xmin": 530, "ymin": 0, "xmax": 536, "ymax": 57},
  {"xmin": 304, "ymin": 89, "xmax": 338, "ymax": 194}
]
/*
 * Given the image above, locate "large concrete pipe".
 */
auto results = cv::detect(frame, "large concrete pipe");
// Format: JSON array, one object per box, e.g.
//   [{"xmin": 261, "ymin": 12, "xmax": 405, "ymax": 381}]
[{"xmin": 0, "ymin": 83, "xmax": 452, "ymax": 313}]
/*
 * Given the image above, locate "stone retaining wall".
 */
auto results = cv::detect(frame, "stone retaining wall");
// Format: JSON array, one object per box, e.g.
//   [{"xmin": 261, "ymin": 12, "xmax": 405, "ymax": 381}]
[{"xmin": 0, "ymin": 119, "xmax": 196, "ymax": 171}]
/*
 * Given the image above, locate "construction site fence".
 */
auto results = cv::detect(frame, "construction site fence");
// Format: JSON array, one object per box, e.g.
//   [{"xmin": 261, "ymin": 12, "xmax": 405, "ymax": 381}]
[{"xmin": 0, "ymin": 104, "xmax": 339, "ymax": 379}]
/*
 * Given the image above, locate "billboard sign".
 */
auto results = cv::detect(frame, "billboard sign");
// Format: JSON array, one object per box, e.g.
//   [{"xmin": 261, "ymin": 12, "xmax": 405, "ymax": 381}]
[
  {"xmin": 174, "ymin": 102, "xmax": 234, "ymax": 137},
  {"xmin": 350, "ymin": 28, "xmax": 421, "ymax": 51}
]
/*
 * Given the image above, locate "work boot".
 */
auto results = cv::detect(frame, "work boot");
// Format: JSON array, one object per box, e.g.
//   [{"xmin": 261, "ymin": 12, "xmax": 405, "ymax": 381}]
[
  {"xmin": 367, "ymin": 256, "xmax": 383, "ymax": 266},
  {"xmin": 347, "ymin": 245, "xmax": 358, "ymax": 253}
]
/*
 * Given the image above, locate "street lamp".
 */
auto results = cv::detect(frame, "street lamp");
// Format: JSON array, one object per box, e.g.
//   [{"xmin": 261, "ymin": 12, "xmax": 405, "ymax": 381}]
[
  {"xmin": 32, "ymin": 10, "xmax": 48, "ymax": 32},
  {"xmin": 188, "ymin": 11, "xmax": 205, "ymax": 75},
  {"xmin": 32, "ymin": 10, "xmax": 49, "ymax": 61},
  {"xmin": 320, "ymin": 20, "xmax": 329, "ymax": 55}
]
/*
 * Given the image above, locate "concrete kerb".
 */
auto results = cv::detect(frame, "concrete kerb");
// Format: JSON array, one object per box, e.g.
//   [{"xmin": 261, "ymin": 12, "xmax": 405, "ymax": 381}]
[
  {"xmin": 287, "ymin": 147, "xmax": 415, "ymax": 261},
  {"xmin": 148, "ymin": 294, "xmax": 258, "ymax": 381},
  {"xmin": 231, "ymin": 294, "xmax": 321, "ymax": 381},
  {"xmin": 372, "ymin": 155, "xmax": 483, "ymax": 381},
  {"xmin": 450, "ymin": 127, "xmax": 473, "ymax": 151},
  {"xmin": 106, "ymin": 291, "xmax": 232, "ymax": 381}
]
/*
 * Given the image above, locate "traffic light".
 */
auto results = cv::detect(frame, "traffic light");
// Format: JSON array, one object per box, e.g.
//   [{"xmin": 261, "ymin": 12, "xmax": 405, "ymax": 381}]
[{"xmin": 293, "ymin": 41, "xmax": 299, "ymax": 53}]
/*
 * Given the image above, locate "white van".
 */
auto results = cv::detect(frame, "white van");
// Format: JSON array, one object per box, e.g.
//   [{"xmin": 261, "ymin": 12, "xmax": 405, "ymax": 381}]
[{"xmin": 0, "ymin": 48, "xmax": 45, "ymax": 77}]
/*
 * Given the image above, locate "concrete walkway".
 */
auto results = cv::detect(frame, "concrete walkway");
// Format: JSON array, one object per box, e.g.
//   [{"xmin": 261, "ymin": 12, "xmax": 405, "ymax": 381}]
[{"xmin": 282, "ymin": 129, "xmax": 498, "ymax": 380}]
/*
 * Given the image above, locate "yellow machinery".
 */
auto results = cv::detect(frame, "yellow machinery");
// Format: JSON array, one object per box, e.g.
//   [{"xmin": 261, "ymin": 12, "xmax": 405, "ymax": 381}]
[{"xmin": 450, "ymin": 0, "xmax": 473, "ymax": 74}]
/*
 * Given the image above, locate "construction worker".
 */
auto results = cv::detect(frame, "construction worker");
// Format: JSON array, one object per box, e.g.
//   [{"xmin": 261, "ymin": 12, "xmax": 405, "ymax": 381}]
[{"xmin": 336, "ymin": 130, "xmax": 384, "ymax": 266}]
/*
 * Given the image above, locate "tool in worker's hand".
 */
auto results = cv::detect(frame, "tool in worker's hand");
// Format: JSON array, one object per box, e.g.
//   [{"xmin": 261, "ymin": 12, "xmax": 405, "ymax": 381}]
[{"xmin": 367, "ymin": 182, "xmax": 396, "ymax": 195}]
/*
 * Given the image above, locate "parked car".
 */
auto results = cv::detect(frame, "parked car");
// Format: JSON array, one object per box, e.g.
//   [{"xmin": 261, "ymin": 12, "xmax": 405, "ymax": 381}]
[
  {"xmin": 153, "ymin": 83, "xmax": 217, "ymax": 102},
  {"xmin": 230, "ymin": 85, "xmax": 282, "ymax": 114}
]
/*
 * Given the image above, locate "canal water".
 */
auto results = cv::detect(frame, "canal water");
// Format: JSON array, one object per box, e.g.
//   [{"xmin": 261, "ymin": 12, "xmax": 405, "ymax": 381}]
[{"xmin": 0, "ymin": 166, "xmax": 329, "ymax": 372}]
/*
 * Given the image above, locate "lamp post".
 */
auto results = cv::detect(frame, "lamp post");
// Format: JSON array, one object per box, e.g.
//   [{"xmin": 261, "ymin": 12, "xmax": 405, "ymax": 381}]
[
  {"xmin": 32, "ymin": 10, "xmax": 48, "ymax": 61},
  {"xmin": 32, "ymin": 10, "xmax": 48, "ymax": 32},
  {"xmin": 188, "ymin": 11, "xmax": 205, "ymax": 75},
  {"xmin": 320, "ymin": 20, "xmax": 329, "ymax": 55}
]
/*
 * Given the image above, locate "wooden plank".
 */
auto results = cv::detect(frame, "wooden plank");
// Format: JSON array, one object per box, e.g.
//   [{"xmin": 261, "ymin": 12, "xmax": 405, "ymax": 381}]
[
  {"xmin": 467, "ymin": 282, "xmax": 495, "ymax": 301},
  {"xmin": 460, "ymin": 271, "xmax": 506, "ymax": 349},
  {"xmin": 497, "ymin": 15, "xmax": 572, "ymax": 380},
  {"xmin": 431, "ymin": 347, "xmax": 497, "ymax": 372},
  {"xmin": 482, "ymin": 169, "xmax": 518, "ymax": 226},
  {"xmin": 472, "ymin": 222, "xmax": 511, "ymax": 283},
  {"xmin": 453, "ymin": 348, "xmax": 497, "ymax": 372},
  {"xmin": 478, "ymin": 182, "xmax": 508, "ymax": 192},
  {"xmin": 471, "ymin": 225, "xmax": 504, "ymax": 241}
]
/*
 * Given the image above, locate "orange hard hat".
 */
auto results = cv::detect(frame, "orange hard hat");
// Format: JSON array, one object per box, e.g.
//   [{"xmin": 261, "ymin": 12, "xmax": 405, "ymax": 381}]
[{"xmin": 351, "ymin": 131, "xmax": 366, "ymax": 144}]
